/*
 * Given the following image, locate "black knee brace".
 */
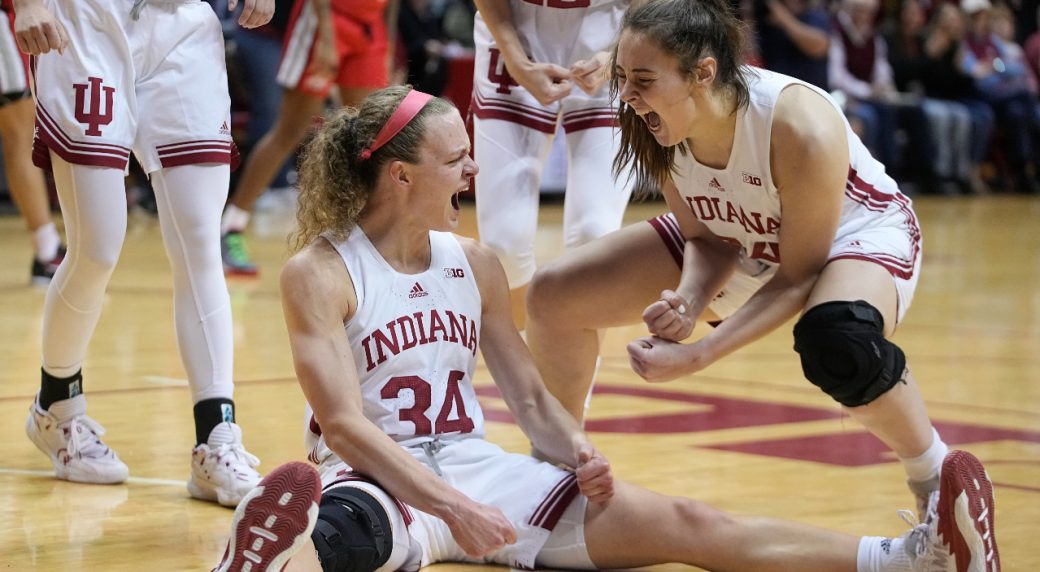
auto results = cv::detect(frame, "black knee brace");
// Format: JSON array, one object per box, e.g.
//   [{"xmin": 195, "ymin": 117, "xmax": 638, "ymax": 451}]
[
  {"xmin": 311, "ymin": 487, "xmax": 392, "ymax": 572},
  {"xmin": 792, "ymin": 300, "xmax": 906, "ymax": 407}
]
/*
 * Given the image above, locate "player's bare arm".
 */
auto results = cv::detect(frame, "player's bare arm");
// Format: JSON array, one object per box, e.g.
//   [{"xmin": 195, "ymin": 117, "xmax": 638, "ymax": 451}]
[
  {"xmin": 693, "ymin": 85, "xmax": 848, "ymax": 360},
  {"xmin": 12, "ymin": 0, "xmax": 68, "ymax": 55},
  {"xmin": 640, "ymin": 180, "xmax": 741, "ymax": 342},
  {"xmin": 229, "ymin": 0, "xmax": 274, "ymax": 29},
  {"xmin": 473, "ymin": 0, "xmax": 573, "ymax": 105},
  {"xmin": 628, "ymin": 86, "xmax": 847, "ymax": 382},
  {"xmin": 462, "ymin": 238, "xmax": 615, "ymax": 502},
  {"xmin": 280, "ymin": 241, "xmax": 517, "ymax": 557}
]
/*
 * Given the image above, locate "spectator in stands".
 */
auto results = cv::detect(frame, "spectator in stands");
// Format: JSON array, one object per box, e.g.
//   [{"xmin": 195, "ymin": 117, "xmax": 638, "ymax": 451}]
[
  {"xmin": 887, "ymin": 0, "xmax": 984, "ymax": 194},
  {"xmin": 962, "ymin": 0, "xmax": 1040, "ymax": 192},
  {"xmin": 830, "ymin": 0, "xmax": 937, "ymax": 193},
  {"xmin": 755, "ymin": 0, "xmax": 831, "ymax": 89}
]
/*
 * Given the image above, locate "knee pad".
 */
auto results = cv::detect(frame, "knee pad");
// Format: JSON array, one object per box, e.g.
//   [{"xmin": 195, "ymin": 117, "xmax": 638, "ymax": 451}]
[
  {"xmin": 311, "ymin": 486, "xmax": 393, "ymax": 572},
  {"xmin": 792, "ymin": 300, "xmax": 906, "ymax": 407}
]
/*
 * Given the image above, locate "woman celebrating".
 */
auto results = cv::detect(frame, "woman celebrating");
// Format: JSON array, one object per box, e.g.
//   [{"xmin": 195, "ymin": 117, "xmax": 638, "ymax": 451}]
[{"xmin": 527, "ymin": 0, "xmax": 957, "ymax": 527}]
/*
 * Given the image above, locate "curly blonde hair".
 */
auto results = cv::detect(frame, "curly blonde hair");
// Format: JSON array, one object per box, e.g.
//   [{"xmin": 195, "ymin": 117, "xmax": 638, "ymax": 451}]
[{"xmin": 290, "ymin": 86, "xmax": 455, "ymax": 252}]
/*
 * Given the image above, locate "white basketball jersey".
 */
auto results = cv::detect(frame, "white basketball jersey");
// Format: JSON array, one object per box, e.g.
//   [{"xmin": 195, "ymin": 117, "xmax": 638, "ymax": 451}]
[
  {"xmin": 671, "ymin": 67, "xmax": 920, "ymax": 280},
  {"xmin": 306, "ymin": 229, "xmax": 485, "ymax": 465},
  {"xmin": 477, "ymin": 0, "xmax": 628, "ymax": 67}
]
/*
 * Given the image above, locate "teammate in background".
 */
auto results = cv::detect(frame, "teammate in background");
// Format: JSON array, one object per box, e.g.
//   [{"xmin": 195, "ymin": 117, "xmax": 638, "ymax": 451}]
[
  {"xmin": 214, "ymin": 86, "xmax": 998, "ymax": 572},
  {"xmin": 14, "ymin": 0, "xmax": 267, "ymax": 504},
  {"xmin": 218, "ymin": 0, "xmax": 398, "ymax": 276},
  {"xmin": 527, "ymin": 0, "xmax": 953, "ymax": 523},
  {"xmin": 471, "ymin": 0, "xmax": 639, "ymax": 328},
  {"xmin": 1, "ymin": 0, "xmax": 63, "ymax": 284}
]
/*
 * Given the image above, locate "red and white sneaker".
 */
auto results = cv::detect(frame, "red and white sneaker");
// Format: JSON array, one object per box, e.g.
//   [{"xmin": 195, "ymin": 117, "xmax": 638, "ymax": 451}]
[
  {"xmin": 214, "ymin": 462, "xmax": 322, "ymax": 572},
  {"xmin": 937, "ymin": 450, "xmax": 1000, "ymax": 572}
]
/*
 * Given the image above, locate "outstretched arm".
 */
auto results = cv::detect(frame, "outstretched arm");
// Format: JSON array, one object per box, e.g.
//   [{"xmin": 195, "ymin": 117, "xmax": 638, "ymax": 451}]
[
  {"xmin": 463, "ymin": 238, "xmax": 613, "ymax": 503},
  {"xmin": 281, "ymin": 240, "xmax": 516, "ymax": 557}
]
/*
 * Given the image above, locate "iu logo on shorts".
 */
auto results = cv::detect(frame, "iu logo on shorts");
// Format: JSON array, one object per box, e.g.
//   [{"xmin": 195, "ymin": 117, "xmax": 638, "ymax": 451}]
[
  {"xmin": 73, "ymin": 77, "xmax": 115, "ymax": 137},
  {"xmin": 488, "ymin": 49, "xmax": 519, "ymax": 95}
]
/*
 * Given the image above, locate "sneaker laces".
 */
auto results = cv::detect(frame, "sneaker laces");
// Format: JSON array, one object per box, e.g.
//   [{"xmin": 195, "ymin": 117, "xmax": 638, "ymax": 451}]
[
  {"xmin": 64, "ymin": 415, "xmax": 115, "ymax": 459},
  {"xmin": 899, "ymin": 509, "xmax": 949, "ymax": 570},
  {"xmin": 207, "ymin": 441, "xmax": 260, "ymax": 472}
]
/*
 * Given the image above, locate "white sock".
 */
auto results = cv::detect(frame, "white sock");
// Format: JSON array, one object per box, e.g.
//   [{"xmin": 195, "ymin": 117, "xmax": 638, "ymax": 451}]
[
  {"xmin": 220, "ymin": 204, "xmax": 250, "ymax": 235},
  {"xmin": 857, "ymin": 536, "xmax": 911, "ymax": 571},
  {"xmin": 900, "ymin": 427, "xmax": 947, "ymax": 483},
  {"xmin": 32, "ymin": 222, "xmax": 61, "ymax": 261}
]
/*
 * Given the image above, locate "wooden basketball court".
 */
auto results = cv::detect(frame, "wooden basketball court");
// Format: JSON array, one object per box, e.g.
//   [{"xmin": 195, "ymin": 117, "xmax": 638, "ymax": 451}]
[{"xmin": 0, "ymin": 196, "xmax": 1037, "ymax": 571}]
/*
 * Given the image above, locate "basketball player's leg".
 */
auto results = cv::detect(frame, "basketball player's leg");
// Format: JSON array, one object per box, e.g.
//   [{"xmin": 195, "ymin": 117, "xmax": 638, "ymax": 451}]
[
  {"xmin": 151, "ymin": 163, "xmax": 261, "ymax": 504},
  {"xmin": 473, "ymin": 115, "xmax": 554, "ymax": 329},
  {"xmin": 27, "ymin": 154, "xmax": 129, "ymax": 483},
  {"xmin": 799, "ymin": 259, "xmax": 945, "ymax": 515},
  {"xmin": 0, "ymin": 96, "xmax": 62, "ymax": 272},
  {"xmin": 560, "ymin": 125, "xmax": 633, "ymax": 249},
  {"xmin": 526, "ymin": 222, "xmax": 681, "ymax": 421},
  {"xmin": 579, "ymin": 481, "xmax": 859, "ymax": 570}
]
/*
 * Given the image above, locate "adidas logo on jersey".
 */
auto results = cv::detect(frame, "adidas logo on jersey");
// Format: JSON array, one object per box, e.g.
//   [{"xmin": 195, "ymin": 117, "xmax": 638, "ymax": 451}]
[
  {"xmin": 709, "ymin": 177, "xmax": 725, "ymax": 192},
  {"xmin": 219, "ymin": 121, "xmax": 230, "ymax": 136},
  {"xmin": 408, "ymin": 282, "xmax": 428, "ymax": 298}
]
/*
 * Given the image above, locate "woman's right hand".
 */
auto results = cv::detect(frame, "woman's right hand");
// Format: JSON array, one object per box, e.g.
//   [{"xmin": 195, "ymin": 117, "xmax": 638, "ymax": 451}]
[
  {"xmin": 444, "ymin": 499, "xmax": 517, "ymax": 558},
  {"xmin": 13, "ymin": 0, "xmax": 68, "ymax": 55},
  {"xmin": 642, "ymin": 289, "xmax": 695, "ymax": 341}
]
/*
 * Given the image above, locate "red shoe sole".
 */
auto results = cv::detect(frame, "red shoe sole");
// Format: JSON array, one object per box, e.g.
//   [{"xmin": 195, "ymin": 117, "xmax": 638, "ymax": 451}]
[
  {"xmin": 937, "ymin": 450, "xmax": 1000, "ymax": 572},
  {"xmin": 216, "ymin": 462, "xmax": 321, "ymax": 572}
]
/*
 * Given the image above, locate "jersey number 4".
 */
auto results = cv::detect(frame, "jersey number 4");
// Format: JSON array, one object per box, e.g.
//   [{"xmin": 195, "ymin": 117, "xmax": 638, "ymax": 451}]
[{"xmin": 381, "ymin": 371, "xmax": 475, "ymax": 435}]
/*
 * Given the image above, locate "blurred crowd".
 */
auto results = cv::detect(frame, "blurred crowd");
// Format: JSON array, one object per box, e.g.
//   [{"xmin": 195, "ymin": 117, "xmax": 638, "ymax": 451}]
[
  {"xmin": 747, "ymin": 0, "xmax": 1040, "ymax": 195},
  {"xmin": 217, "ymin": 0, "xmax": 1040, "ymax": 199},
  {"xmin": 5, "ymin": 0, "xmax": 1040, "ymax": 216}
]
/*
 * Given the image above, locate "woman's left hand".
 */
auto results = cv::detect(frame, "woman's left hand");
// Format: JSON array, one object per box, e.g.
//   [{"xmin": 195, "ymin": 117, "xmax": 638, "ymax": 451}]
[{"xmin": 626, "ymin": 336, "xmax": 711, "ymax": 382}]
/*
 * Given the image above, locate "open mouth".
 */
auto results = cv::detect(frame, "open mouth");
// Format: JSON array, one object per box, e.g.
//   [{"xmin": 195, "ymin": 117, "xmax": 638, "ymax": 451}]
[
  {"xmin": 451, "ymin": 192, "xmax": 461, "ymax": 211},
  {"xmin": 644, "ymin": 111, "xmax": 662, "ymax": 133}
]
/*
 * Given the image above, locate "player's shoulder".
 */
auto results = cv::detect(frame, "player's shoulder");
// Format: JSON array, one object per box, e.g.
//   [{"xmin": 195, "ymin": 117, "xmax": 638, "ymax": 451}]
[
  {"xmin": 282, "ymin": 238, "xmax": 350, "ymax": 293},
  {"xmin": 455, "ymin": 235, "xmax": 494, "ymax": 262},
  {"xmin": 772, "ymin": 83, "xmax": 845, "ymax": 152}
]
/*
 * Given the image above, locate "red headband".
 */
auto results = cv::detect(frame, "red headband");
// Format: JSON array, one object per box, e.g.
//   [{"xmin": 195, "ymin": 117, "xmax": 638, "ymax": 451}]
[{"xmin": 359, "ymin": 90, "xmax": 434, "ymax": 160}]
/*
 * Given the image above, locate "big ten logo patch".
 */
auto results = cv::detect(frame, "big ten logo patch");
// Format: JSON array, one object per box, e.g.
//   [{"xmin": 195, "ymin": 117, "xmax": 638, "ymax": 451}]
[
  {"xmin": 487, "ymin": 48, "xmax": 520, "ymax": 95},
  {"xmin": 74, "ymin": 77, "xmax": 115, "ymax": 137},
  {"xmin": 476, "ymin": 384, "xmax": 1040, "ymax": 468},
  {"xmin": 443, "ymin": 267, "xmax": 466, "ymax": 279},
  {"xmin": 742, "ymin": 172, "xmax": 762, "ymax": 187}
]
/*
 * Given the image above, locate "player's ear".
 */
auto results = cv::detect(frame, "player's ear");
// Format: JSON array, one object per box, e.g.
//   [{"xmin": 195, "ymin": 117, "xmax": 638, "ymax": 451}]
[
  {"xmin": 388, "ymin": 159, "xmax": 412, "ymax": 188},
  {"xmin": 693, "ymin": 57, "xmax": 717, "ymax": 87}
]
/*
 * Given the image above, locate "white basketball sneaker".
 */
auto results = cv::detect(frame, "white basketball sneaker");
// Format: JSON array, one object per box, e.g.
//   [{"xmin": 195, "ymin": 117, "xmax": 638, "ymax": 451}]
[
  {"xmin": 25, "ymin": 394, "xmax": 129, "ymax": 484},
  {"xmin": 898, "ymin": 509, "xmax": 951, "ymax": 572},
  {"xmin": 188, "ymin": 422, "xmax": 262, "ymax": 507},
  {"xmin": 214, "ymin": 462, "xmax": 322, "ymax": 572},
  {"xmin": 909, "ymin": 475, "xmax": 940, "ymax": 524}
]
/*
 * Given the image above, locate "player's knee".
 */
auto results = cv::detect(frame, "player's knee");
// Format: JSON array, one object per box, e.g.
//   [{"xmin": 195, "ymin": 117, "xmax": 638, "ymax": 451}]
[
  {"xmin": 311, "ymin": 487, "xmax": 393, "ymax": 572},
  {"xmin": 793, "ymin": 300, "xmax": 906, "ymax": 407},
  {"xmin": 672, "ymin": 497, "xmax": 730, "ymax": 530},
  {"xmin": 526, "ymin": 261, "xmax": 573, "ymax": 324}
]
